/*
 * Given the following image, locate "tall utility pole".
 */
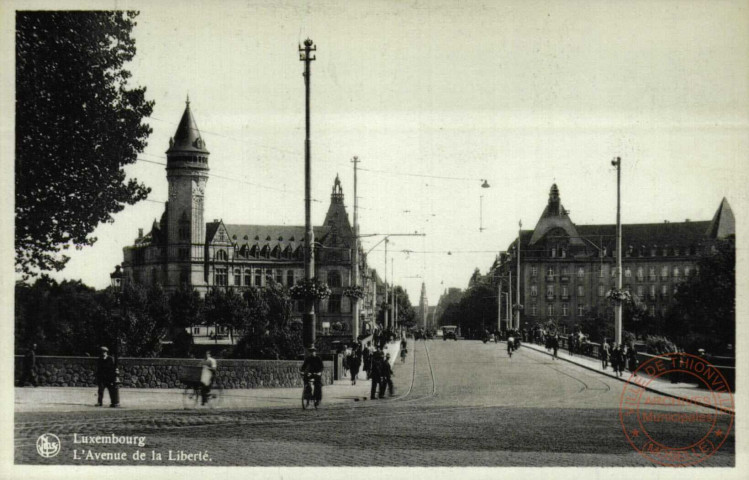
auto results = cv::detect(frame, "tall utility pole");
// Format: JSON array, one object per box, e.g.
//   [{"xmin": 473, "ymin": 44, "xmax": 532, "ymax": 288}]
[
  {"xmin": 351, "ymin": 156, "xmax": 360, "ymax": 342},
  {"xmin": 612, "ymin": 156, "xmax": 623, "ymax": 345},
  {"xmin": 384, "ymin": 238, "xmax": 389, "ymax": 329},
  {"xmin": 508, "ymin": 269, "xmax": 512, "ymax": 331},
  {"xmin": 299, "ymin": 38, "xmax": 316, "ymax": 348},
  {"xmin": 516, "ymin": 220, "xmax": 522, "ymax": 331},
  {"xmin": 391, "ymin": 257, "xmax": 395, "ymax": 329}
]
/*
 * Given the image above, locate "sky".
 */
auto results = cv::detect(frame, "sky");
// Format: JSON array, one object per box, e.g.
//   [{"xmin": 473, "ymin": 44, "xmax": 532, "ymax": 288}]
[{"xmin": 5, "ymin": 0, "xmax": 749, "ymax": 306}]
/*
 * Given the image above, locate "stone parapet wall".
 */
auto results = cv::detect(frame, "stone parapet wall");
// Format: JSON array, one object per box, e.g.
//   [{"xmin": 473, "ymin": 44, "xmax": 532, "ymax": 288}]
[{"xmin": 15, "ymin": 356, "xmax": 333, "ymax": 389}]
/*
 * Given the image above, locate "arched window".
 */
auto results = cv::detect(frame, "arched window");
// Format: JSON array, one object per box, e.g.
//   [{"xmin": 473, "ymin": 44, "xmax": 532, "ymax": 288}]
[
  {"xmin": 234, "ymin": 268, "xmax": 241, "ymax": 286},
  {"xmin": 255, "ymin": 269, "xmax": 262, "ymax": 286},
  {"xmin": 215, "ymin": 250, "xmax": 228, "ymax": 261},
  {"xmin": 327, "ymin": 270, "xmax": 342, "ymax": 288}
]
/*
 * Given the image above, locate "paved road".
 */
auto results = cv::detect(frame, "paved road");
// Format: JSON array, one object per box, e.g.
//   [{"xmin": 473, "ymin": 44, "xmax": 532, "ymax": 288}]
[{"xmin": 15, "ymin": 340, "xmax": 734, "ymax": 467}]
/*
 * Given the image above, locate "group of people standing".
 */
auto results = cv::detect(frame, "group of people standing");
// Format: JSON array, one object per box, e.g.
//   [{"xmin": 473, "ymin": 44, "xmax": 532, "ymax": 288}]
[
  {"xmin": 600, "ymin": 340, "xmax": 639, "ymax": 377},
  {"xmin": 342, "ymin": 339, "xmax": 398, "ymax": 399}
]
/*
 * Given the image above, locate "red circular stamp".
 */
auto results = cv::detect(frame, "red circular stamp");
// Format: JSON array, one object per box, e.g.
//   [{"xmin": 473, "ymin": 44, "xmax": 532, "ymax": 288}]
[{"xmin": 619, "ymin": 352, "xmax": 734, "ymax": 466}]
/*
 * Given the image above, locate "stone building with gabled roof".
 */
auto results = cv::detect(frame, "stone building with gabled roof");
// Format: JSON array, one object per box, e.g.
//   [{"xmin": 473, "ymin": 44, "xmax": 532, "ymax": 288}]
[
  {"xmin": 121, "ymin": 101, "xmax": 367, "ymax": 335},
  {"xmin": 491, "ymin": 183, "xmax": 735, "ymax": 335}
]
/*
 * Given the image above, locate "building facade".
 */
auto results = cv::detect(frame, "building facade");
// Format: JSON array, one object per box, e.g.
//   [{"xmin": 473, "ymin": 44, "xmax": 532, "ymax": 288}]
[
  {"xmin": 121, "ymin": 101, "xmax": 368, "ymax": 335},
  {"xmin": 491, "ymin": 184, "xmax": 735, "ymax": 335}
]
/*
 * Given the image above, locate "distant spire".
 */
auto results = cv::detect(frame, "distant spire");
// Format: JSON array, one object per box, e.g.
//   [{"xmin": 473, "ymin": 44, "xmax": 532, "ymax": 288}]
[
  {"xmin": 166, "ymin": 97, "xmax": 208, "ymax": 154},
  {"xmin": 331, "ymin": 175, "xmax": 344, "ymax": 203}
]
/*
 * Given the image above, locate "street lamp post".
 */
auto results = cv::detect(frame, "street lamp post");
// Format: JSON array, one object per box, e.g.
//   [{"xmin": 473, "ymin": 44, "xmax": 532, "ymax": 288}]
[
  {"xmin": 351, "ymin": 156, "xmax": 360, "ymax": 342},
  {"xmin": 109, "ymin": 265, "xmax": 124, "ymax": 386},
  {"xmin": 299, "ymin": 39, "xmax": 317, "ymax": 349},
  {"xmin": 612, "ymin": 156, "xmax": 622, "ymax": 345},
  {"xmin": 515, "ymin": 220, "xmax": 522, "ymax": 331}
]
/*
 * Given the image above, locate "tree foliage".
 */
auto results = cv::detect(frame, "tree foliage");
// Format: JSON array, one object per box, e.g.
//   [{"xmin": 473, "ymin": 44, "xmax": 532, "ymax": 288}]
[
  {"xmin": 16, "ymin": 11, "xmax": 153, "ymax": 277},
  {"xmin": 438, "ymin": 281, "xmax": 497, "ymax": 338},
  {"xmin": 664, "ymin": 237, "xmax": 735, "ymax": 353}
]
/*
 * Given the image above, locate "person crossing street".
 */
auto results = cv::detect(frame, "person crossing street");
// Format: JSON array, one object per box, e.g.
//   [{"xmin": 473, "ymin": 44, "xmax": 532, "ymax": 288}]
[{"xmin": 96, "ymin": 346, "xmax": 119, "ymax": 407}]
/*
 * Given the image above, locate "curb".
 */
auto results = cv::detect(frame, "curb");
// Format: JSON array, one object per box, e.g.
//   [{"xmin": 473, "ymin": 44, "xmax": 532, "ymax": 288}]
[{"xmin": 520, "ymin": 342, "xmax": 735, "ymax": 415}]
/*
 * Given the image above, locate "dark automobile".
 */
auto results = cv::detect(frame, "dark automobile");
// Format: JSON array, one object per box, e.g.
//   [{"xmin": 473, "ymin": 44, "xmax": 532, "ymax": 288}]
[{"xmin": 442, "ymin": 325, "xmax": 458, "ymax": 341}]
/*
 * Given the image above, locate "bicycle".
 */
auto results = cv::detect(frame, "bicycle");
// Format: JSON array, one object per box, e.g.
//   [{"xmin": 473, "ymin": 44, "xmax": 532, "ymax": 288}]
[
  {"xmin": 301, "ymin": 372, "xmax": 322, "ymax": 410},
  {"xmin": 179, "ymin": 366, "xmax": 222, "ymax": 409}
]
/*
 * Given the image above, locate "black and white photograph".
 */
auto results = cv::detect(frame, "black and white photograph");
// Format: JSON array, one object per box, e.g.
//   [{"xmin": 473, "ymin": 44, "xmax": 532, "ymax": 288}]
[{"xmin": 2, "ymin": 0, "xmax": 746, "ymax": 478}]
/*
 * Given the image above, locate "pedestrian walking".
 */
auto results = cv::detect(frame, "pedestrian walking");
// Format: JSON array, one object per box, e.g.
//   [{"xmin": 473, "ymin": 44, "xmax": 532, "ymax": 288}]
[
  {"xmin": 611, "ymin": 344, "xmax": 624, "ymax": 377},
  {"xmin": 200, "ymin": 350, "xmax": 217, "ymax": 405},
  {"xmin": 601, "ymin": 339, "xmax": 610, "ymax": 370},
  {"xmin": 96, "ymin": 346, "xmax": 119, "ymax": 407},
  {"xmin": 363, "ymin": 341, "xmax": 372, "ymax": 380},
  {"xmin": 370, "ymin": 349, "xmax": 384, "ymax": 400},
  {"xmin": 348, "ymin": 351, "xmax": 361, "ymax": 385},
  {"xmin": 550, "ymin": 335, "xmax": 559, "ymax": 360},
  {"xmin": 18, "ymin": 343, "xmax": 38, "ymax": 387},
  {"xmin": 627, "ymin": 343, "xmax": 639, "ymax": 376},
  {"xmin": 342, "ymin": 344, "xmax": 350, "ymax": 378},
  {"xmin": 381, "ymin": 353, "xmax": 394, "ymax": 397}
]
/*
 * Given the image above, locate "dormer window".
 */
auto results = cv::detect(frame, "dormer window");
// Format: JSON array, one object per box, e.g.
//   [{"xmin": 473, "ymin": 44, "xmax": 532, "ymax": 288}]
[{"xmin": 215, "ymin": 249, "xmax": 228, "ymax": 261}]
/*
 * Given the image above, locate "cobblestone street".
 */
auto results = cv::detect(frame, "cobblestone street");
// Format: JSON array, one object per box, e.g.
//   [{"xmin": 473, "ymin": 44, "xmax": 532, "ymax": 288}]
[{"xmin": 15, "ymin": 340, "xmax": 734, "ymax": 467}]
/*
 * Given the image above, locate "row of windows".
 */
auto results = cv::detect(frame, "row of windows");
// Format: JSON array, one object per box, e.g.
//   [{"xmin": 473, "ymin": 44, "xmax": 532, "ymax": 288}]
[
  {"xmin": 213, "ymin": 268, "xmax": 344, "ymax": 288},
  {"xmin": 526, "ymin": 303, "xmax": 663, "ymax": 317},
  {"xmin": 544, "ymin": 244, "xmax": 700, "ymax": 259},
  {"xmin": 531, "ymin": 265, "xmax": 694, "ymax": 280},
  {"xmin": 530, "ymin": 283, "xmax": 681, "ymax": 298},
  {"xmin": 171, "ymin": 154, "xmax": 208, "ymax": 164}
]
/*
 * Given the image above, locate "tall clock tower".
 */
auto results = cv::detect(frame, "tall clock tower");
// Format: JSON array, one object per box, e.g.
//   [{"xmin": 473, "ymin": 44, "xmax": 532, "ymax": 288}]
[{"xmin": 165, "ymin": 97, "xmax": 210, "ymax": 286}]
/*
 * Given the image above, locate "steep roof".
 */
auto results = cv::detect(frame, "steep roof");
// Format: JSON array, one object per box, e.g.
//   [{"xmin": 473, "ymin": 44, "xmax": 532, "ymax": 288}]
[
  {"xmin": 206, "ymin": 222, "xmax": 328, "ymax": 246},
  {"xmin": 166, "ymin": 98, "xmax": 209, "ymax": 154},
  {"xmin": 529, "ymin": 184, "xmax": 584, "ymax": 246},
  {"xmin": 706, "ymin": 197, "xmax": 735, "ymax": 239},
  {"xmin": 577, "ymin": 221, "xmax": 711, "ymax": 250}
]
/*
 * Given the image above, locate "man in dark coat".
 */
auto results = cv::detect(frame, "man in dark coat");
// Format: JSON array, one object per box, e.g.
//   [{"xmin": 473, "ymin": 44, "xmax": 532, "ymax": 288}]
[
  {"xmin": 96, "ymin": 346, "xmax": 119, "ymax": 407},
  {"xmin": 18, "ymin": 343, "xmax": 37, "ymax": 387},
  {"xmin": 381, "ymin": 353, "xmax": 394, "ymax": 397},
  {"xmin": 362, "ymin": 341, "xmax": 372, "ymax": 379},
  {"xmin": 370, "ymin": 349, "xmax": 384, "ymax": 400},
  {"xmin": 300, "ymin": 345, "xmax": 324, "ymax": 405}
]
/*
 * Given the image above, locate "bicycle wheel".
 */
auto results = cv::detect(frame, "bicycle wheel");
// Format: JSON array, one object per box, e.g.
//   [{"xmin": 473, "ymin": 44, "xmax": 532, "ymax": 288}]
[
  {"xmin": 182, "ymin": 385, "xmax": 199, "ymax": 409},
  {"xmin": 302, "ymin": 385, "xmax": 311, "ymax": 410}
]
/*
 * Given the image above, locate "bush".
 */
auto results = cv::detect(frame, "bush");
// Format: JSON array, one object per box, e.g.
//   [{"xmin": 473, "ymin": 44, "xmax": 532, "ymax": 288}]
[{"xmin": 644, "ymin": 335, "xmax": 677, "ymax": 355}]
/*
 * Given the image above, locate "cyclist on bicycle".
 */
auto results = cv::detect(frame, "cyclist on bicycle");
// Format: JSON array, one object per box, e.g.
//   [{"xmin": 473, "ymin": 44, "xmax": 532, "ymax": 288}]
[
  {"xmin": 300, "ymin": 345, "xmax": 323, "ymax": 406},
  {"xmin": 200, "ymin": 350, "xmax": 217, "ymax": 405}
]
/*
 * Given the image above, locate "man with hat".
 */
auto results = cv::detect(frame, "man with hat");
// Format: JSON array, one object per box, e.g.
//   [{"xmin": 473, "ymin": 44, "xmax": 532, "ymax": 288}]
[
  {"xmin": 300, "ymin": 345, "xmax": 324, "ymax": 406},
  {"xmin": 96, "ymin": 346, "xmax": 119, "ymax": 407}
]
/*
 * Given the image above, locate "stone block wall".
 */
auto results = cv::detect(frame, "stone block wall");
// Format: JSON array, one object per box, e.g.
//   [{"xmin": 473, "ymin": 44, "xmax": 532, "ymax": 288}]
[{"xmin": 15, "ymin": 356, "xmax": 333, "ymax": 389}]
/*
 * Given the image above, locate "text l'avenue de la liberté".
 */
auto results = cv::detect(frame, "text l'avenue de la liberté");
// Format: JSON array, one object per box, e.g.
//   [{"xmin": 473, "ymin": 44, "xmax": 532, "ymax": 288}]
[{"xmin": 71, "ymin": 434, "xmax": 211, "ymax": 462}]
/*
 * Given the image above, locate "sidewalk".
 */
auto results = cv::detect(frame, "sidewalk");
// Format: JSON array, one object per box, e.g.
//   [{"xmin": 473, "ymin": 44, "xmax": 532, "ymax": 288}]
[
  {"xmin": 520, "ymin": 341, "xmax": 735, "ymax": 413},
  {"xmin": 15, "ymin": 340, "xmax": 405, "ymax": 413}
]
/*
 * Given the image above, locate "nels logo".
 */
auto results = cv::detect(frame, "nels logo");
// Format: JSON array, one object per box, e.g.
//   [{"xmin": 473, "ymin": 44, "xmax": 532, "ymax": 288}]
[{"xmin": 36, "ymin": 433, "xmax": 61, "ymax": 458}]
